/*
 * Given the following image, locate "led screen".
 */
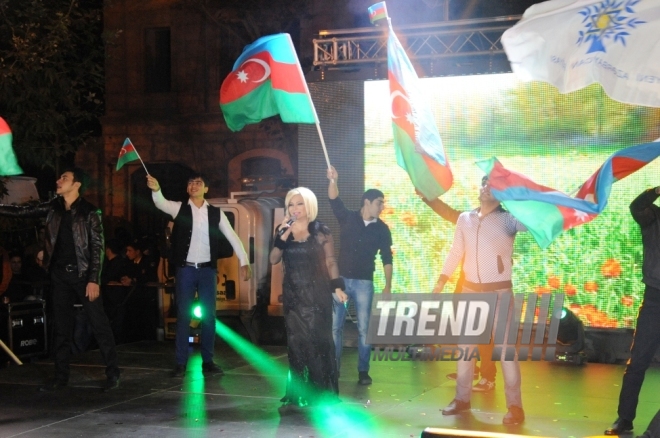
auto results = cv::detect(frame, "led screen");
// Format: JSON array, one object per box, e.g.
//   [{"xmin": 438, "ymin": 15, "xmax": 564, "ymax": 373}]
[{"xmin": 365, "ymin": 74, "xmax": 660, "ymax": 329}]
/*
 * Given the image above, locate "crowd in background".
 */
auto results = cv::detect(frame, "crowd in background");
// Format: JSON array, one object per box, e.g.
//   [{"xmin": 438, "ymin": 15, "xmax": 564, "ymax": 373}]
[{"xmin": 0, "ymin": 225, "xmax": 164, "ymax": 364}]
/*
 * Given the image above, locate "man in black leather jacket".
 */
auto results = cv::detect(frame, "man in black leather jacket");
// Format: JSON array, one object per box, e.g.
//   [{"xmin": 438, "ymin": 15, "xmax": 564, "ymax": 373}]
[{"xmin": 0, "ymin": 168, "xmax": 120, "ymax": 391}]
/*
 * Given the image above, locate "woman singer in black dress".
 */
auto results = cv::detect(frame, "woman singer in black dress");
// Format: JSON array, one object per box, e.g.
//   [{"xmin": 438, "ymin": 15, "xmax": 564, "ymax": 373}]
[{"xmin": 269, "ymin": 187, "xmax": 348, "ymax": 407}]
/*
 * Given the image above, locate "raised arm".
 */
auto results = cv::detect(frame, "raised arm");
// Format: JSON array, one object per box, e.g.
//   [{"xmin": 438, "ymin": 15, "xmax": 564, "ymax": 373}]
[
  {"xmin": 327, "ymin": 165, "xmax": 339, "ymax": 200},
  {"xmin": 147, "ymin": 175, "xmax": 181, "ymax": 217},
  {"xmin": 0, "ymin": 200, "xmax": 51, "ymax": 218},
  {"xmin": 419, "ymin": 194, "xmax": 461, "ymax": 225},
  {"xmin": 630, "ymin": 186, "xmax": 660, "ymax": 228}
]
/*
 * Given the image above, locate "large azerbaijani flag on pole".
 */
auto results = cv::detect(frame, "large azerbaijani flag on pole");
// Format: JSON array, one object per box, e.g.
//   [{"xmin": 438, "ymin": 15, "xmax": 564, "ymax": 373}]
[
  {"xmin": 477, "ymin": 140, "xmax": 660, "ymax": 248},
  {"xmin": 0, "ymin": 117, "xmax": 23, "ymax": 176},
  {"xmin": 381, "ymin": 3, "xmax": 453, "ymax": 200},
  {"xmin": 502, "ymin": 0, "xmax": 660, "ymax": 107},
  {"xmin": 219, "ymin": 33, "xmax": 317, "ymax": 132}
]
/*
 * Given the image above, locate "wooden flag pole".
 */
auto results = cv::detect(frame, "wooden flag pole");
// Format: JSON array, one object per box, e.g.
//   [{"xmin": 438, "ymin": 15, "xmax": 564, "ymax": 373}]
[
  {"xmin": 314, "ymin": 122, "xmax": 332, "ymax": 170},
  {"xmin": 0, "ymin": 339, "xmax": 22, "ymax": 365},
  {"xmin": 284, "ymin": 34, "xmax": 332, "ymax": 170}
]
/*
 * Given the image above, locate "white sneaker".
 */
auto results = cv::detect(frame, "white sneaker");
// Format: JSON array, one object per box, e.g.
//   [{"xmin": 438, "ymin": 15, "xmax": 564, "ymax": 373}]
[{"xmin": 472, "ymin": 378, "xmax": 495, "ymax": 392}]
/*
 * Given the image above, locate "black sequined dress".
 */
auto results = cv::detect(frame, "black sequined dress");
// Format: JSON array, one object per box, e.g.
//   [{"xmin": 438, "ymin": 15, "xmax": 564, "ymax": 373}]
[{"xmin": 280, "ymin": 221, "xmax": 339, "ymax": 406}]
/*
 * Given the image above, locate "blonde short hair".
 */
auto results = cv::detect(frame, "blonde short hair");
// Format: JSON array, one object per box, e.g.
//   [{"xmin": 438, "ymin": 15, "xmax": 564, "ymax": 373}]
[{"xmin": 284, "ymin": 187, "xmax": 318, "ymax": 222}]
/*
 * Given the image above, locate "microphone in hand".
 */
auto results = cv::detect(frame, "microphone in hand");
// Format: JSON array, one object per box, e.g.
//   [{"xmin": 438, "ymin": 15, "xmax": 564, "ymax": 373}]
[{"xmin": 277, "ymin": 218, "xmax": 295, "ymax": 236}]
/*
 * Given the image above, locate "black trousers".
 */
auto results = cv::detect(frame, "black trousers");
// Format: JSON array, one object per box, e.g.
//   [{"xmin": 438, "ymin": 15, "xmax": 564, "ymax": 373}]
[
  {"xmin": 51, "ymin": 268, "xmax": 119, "ymax": 381},
  {"xmin": 618, "ymin": 286, "xmax": 660, "ymax": 421}
]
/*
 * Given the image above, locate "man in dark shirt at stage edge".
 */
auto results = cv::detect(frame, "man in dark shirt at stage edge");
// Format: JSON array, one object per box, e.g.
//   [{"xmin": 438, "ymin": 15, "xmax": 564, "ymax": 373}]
[
  {"xmin": 327, "ymin": 166, "xmax": 393, "ymax": 386},
  {"xmin": 605, "ymin": 185, "xmax": 660, "ymax": 436}
]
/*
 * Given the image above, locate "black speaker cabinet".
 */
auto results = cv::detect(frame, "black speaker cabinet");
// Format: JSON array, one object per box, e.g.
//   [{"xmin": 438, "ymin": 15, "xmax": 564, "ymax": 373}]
[{"xmin": 5, "ymin": 300, "xmax": 47, "ymax": 358}]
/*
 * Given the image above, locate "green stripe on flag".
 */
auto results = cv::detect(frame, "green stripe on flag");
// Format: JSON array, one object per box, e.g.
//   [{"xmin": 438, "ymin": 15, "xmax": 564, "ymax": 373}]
[
  {"xmin": 502, "ymin": 199, "xmax": 564, "ymax": 249},
  {"xmin": 0, "ymin": 132, "xmax": 23, "ymax": 176},
  {"xmin": 220, "ymin": 80, "xmax": 315, "ymax": 132},
  {"xmin": 116, "ymin": 150, "xmax": 140, "ymax": 171},
  {"xmin": 271, "ymin": 89, "xmax": 316, "ymax": 124},
  {"xmin": 392, "ymin": 123, "xmax": 445, "ymax": 199}
]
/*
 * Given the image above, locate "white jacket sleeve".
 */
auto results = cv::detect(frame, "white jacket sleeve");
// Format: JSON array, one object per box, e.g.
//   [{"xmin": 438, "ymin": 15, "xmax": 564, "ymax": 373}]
[
  {"xmin": 152, "ymin": 190, "xmax": 182, "ymax": 218},
  {"xmin": 219, "ymin": 210, "xmax": 249, "ymax": 267}
]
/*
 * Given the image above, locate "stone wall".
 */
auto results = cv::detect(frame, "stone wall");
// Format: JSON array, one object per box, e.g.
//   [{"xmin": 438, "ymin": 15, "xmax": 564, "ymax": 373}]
[{"xmin": 96, "ymin": 0, "xmax": 299, "ymax": 225}]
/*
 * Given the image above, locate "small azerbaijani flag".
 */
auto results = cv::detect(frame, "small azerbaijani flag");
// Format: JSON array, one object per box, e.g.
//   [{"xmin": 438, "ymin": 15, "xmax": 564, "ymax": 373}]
[
  {"xmin": 116, "ymin": 138, "xmax": 140, "ymax": 171},
  {"xmin": 383, "ymin": 3, "xmax": 453, "ymax": 200},
  {"xmin": 0, "ymin": 117, "xmax": 23, "ymax": 176},
  {"xmin": 220, "ymin": 33, "xmax": 317, "ymax": 132},
  {"xmin": 368, "ymin": 2, "xmax": 388, "ymax": 24},
  {"xmin": 476, "ymin": 140, "xmax": 660, "ymax": 248}
]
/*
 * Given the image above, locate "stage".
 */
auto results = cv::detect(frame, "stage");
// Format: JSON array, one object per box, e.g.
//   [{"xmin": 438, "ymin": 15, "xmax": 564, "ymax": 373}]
[{"xmin": 1, "ymin": 332, "xmax": 659, "ymax": 437}]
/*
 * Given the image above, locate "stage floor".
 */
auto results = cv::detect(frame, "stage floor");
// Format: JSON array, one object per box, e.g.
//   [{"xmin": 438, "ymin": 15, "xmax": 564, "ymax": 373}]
[{"xmin": 1, "ymin": 335, "xmax": 659, "ymax": 437}]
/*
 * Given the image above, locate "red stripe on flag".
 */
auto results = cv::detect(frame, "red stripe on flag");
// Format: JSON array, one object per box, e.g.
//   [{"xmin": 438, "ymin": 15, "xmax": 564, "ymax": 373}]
[
  {"xmin": 369, "ymin": 6, "xmax": 386, "ymax": 20},
  {"xmin": 422, "ymin": 154, "xmax": 454, "ymax": 191},
  {"xmin": 0, "ymin": 118, "xmax": 11, "ymax": 136},
  {"xmin": 611, "ymin": 156, "xmax": 647, "ymax": 181},
  {"xmin": 388, "ymin": 73, "xmax": 416, "ymax": 142},
  {"xmin": 558, "ymin": 205, "xmax": 596, "ymax": 231},
  {"xmin": 488, "ymin": 161, "xmax": 556, "ymax": 193},
  {"xmin": 220, "ymin": 51, "xmax": 306, "ymax": 105},
  {"xmin": 576, "ymin": 156, "xmax": 646, "ymax": 201},
  {"xmin": 118, "ymin": 143, "xmax": 136, "ymax": 158}
]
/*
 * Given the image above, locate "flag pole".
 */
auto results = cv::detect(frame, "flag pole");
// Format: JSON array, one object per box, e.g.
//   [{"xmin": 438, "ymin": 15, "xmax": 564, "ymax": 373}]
[
  {"xmin": 0, "ymin": 339, "xmax": 22, "ymax": 365},
  {"xmin": 127, "ymin": 137, "xmax": 150, "ymax": 175},
  {"xmin": 285, "ymin": 34, "xmax": 332, "ymax": 170}
]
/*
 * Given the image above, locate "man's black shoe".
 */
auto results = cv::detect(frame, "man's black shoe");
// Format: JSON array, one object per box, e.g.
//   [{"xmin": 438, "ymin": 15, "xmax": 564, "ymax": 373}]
[
  {"xmin": 605, "ymin": 418, "xmax": 634, "ymax": 435},
  {"xmin": 39, "ymin": 379, "xmax": 68, "ymax": 392},
  {"xmin": 441, "ymin": 398, "xmax": 471, "ymax": 415},
  {"xmin": 171, "ymin": 364, "xmax": 186, "ymax": 378},
  {"xmin": 202, "ymin": 362, "xmax": 224, "ymax": 375},
  {"xmin": 358, "ymin": 371, "xmax": 372, "ymax": 385},
  {"xmin": 103, "ymin": 376, "xmax": 120, "ymax": 392}
]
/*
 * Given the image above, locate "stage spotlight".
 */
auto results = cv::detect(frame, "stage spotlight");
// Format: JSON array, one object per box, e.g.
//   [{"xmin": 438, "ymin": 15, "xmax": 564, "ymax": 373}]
[
  {"xmin": 192, "ymin": 303, "xmax": 202, "ymax": 319},
  {"xmin": 554, "ymin": 307, "xmax": 587, "ymax": 365}
]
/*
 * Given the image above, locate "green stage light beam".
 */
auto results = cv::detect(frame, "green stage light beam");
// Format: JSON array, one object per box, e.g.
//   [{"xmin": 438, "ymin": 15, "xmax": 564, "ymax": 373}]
[
  {"xmin": 306, "ymin": 399, "xmax": 382, "ymax": 437},
  {"xmin": 215, "ymin": 319, "xmax": 384, "ymax": 436},
  {"xmin": 214, "ymin": 319, "xmax": 288, "ymax": 387},
  {"xmin": 179, "ymin": 355, "xmax": 208, "ymax": 435}
]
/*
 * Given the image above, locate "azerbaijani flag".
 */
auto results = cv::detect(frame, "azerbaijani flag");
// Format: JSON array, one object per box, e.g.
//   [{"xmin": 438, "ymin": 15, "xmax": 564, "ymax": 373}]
[
  {"xmin": 386, "ymin": 12, "xmax": 452, "ymax": 199},
  {"xmin": 219, "ymin": 33, "xmax": 317, "ymax": 132},
  {"xmin": 368, "ymin": 2, "xmax": 388, "ymax": 24},
  {"xmin": 116, "ymin": 138, "xmax": 140, "ymax": 171},
  {"xmin": 477, "ymin": 141, "xmax": 660, "ymax": 248},
  {"xmin": 0, "ymin": 117, "xmax": 23, "ymax": 176}
]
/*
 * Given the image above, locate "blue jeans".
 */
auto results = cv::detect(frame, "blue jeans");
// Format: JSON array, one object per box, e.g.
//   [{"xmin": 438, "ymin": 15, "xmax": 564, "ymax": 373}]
[
  {"xmin": 332, "ymin": 278, "xmax": 374, "ymax": 373},
  {"xmin": 174, "ymin": 266, "xmax": 217, "ymax": 366}
]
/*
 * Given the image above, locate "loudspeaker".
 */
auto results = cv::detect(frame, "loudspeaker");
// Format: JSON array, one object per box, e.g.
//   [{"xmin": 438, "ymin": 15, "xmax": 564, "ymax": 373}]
[{"xmin": 5, "ymin": 300, "xmax": 47, "ymax": 358}]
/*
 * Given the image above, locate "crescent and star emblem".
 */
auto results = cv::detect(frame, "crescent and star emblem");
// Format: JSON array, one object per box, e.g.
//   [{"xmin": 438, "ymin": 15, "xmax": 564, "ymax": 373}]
[
  {"xmin": 389, "ymin": 90, "xmax": 410, "ymax": 119},
  {"xmin": 235, "ymin": 58, "xmax": 272, "ymax": 83}
]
